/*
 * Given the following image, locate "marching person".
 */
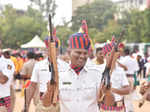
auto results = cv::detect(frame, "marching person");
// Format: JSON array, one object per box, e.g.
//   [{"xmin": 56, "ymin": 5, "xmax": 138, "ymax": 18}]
[
  {"xmin": 99, "ymin": 49, "xmax": 130, "ymax": 112},
  {"xmin": 41, "ymin": 20, "xmax": 104, "ymax": 112},
  {"xmin": 120, "ymin": 48, "xmax": 139, "ymax": 112},
  {"xmin": 138, "ymin": 57, "xmax": 150, "ymax": 107},
  {"xmin": 23, "ymin": 31, "xmax": 69, "ymax": 112},
  {"xmin": 93, "ymin": 47, "xmax": 105, "ymax": 65},
  {"xmin": 20, "ymin": 51, "xmax": 38, "ymax": 105},
  {"xmin": 0, "ymin": 49, "xmax": 15, "ymax": 112}
]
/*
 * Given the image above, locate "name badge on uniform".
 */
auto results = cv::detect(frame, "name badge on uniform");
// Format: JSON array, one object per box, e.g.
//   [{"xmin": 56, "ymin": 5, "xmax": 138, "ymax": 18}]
[
  {"xmin": 63, "ymin": 82, "xmax": 72, "ymax": 85},
  {"xmin": 7, "ymin": 64, "xmax": 12, "ymax": 70},
  {"xmin": 40, "ymin": 69, "xmax": 48, "ymax": 71}
]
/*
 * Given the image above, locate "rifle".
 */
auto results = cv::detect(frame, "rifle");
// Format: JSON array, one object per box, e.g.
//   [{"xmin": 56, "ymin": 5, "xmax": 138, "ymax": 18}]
[
  {"xmin": 47, "ymin": 14, "xmax": 59, "ymax": 105},
  {"xmin": 99, "ymin": 31, "xmax": 125, "ymax": 106}
]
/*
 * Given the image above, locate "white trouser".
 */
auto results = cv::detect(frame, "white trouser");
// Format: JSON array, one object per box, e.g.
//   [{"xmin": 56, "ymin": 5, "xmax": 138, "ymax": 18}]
[
  {"xmin": 124, "ymin": 95, "xmax": 134, "ymax": 112},
  {"xmin": 124, "ymin": 77, "xmax": 136, "ymax": 112}
]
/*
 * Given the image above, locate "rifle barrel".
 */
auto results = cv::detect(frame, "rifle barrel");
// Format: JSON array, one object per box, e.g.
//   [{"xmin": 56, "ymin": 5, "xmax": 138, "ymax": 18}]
[{"xmin": 49, "ymin": 14, "xmax": 54, "ymax": 42}]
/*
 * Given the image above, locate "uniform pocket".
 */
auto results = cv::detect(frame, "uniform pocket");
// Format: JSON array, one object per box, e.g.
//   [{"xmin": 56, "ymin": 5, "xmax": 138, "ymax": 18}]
[
  {"xmin": 82, "ymin": 83, "xmax": 97, "ymax": 100},
  {"xmin": 59, "ymin": 84, "xmax": 75, "ymax": 101}
]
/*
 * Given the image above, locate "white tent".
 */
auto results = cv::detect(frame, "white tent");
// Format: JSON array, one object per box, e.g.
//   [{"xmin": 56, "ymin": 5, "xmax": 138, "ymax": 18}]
[{"xmin": 21, "ymin": 35, "xmax": 46, "ymax": 48}]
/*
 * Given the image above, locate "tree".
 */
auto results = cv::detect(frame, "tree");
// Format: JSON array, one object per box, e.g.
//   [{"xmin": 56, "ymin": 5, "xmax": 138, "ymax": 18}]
[
  {"xmin": 29, "ymin": 0, "xmax": 57, "ymax": 18},
  {"xmin": 0, "ymin": 5, "xmax": 47, "ymax": 48},
  {"xmin": 141, "ymin": 8, "xmax": 150, "ymax": 42},
  {"xmin": 56, "ymin": 26, "xmax": 74, "ymax": 47},
  {"xmin": 126, "ymin": 10, "xmax": 144, "ymax": 43},
  {"xmin": 71, "ymin": 0, "xmax": 117, "ymax": 31}
]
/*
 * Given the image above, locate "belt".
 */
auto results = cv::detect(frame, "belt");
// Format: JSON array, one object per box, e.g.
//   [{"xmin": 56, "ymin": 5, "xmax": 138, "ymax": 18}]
[
  {"xmin": 126, "ymin": 74, "xmax": 134, "ymax": 77},
  {"xmin": 0, "ymin": 96, "xmax": 11, "ymax": 106},
  {"xmin": 100, "ymin": 100, "xmax": 124, "ymax": 111}
]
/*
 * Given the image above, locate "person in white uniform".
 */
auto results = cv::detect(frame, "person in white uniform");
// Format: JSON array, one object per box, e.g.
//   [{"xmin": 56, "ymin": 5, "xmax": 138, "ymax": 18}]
[
  {"xmin": 98, "ymin": 48, "xmax": 130, "ymax": 112},
  {"xmin": 92, "ymin": 47, "xmax": 106, "ymax": 71},
  {"xmin": 119, "ymin": 48, "xmax": 139, "ymax": 112},
  {"xmin": 41, "ymin": 20, "xmax": 104, "ymax": 112},
  {"xmin": 24, "ymin": 34, "xmax": 69, "ymax": 112},
  {"xmin": 0, "ymin": 50, "xmax": 15, "ymax": 112}
]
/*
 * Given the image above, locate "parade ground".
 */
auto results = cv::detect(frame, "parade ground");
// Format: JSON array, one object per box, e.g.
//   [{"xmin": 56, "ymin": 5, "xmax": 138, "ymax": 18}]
[{"xmin": 14, "ymin": 91, "xmax": 150, "ymax": 112}]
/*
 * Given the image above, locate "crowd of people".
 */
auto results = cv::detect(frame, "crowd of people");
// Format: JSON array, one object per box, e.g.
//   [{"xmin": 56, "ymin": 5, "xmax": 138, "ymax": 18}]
[{"xmin": 0, "ymin": 20, "xmax": 150, "ymax": 112}]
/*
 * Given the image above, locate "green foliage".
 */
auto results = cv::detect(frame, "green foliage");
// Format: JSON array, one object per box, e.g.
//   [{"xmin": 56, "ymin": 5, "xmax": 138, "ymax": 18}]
[
  {"xmin": 29, "ymin": 0, "xmax": 57, "ymax": 18},
  {"xmin": 126, "ymin": 10, "xmax": 144, "ymax": 42},
  {"xmin": 71, "ymin": 0, "xmax": 117, "ymax": 31},
  {"xmin": 0, "ymin": 5, "xmax": 47, "ymax": 48},
  {"xmin": 141, "ymin": 9, "xmax": 150, "ymax": 42},
  {"xmin": 1, "ymin": 1, "xmax": 150, "ymax": 49},
  {"xmin": 119, "ymin": 9, "xmax": 150, "ymax": 43},
  {"xmin": 56, "ymin": 26, "xmax": 74, "ymax": 47}
]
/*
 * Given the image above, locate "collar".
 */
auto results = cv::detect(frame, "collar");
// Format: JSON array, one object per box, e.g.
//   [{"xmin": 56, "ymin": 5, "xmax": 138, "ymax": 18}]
[{"xmin": 68, "ymin": 64, "xmax": 88, "ymax": 72}]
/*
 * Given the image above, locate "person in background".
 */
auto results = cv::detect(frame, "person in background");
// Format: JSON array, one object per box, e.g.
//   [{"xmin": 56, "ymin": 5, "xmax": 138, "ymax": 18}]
[
  {"xmin": 20, "ymin": 52, "xmax": 38, "ymax": 106},
  {"xmin": 0, "ymin": 49, "xmax": 15, "ymax": 112},
  {"xmin": 145, "ymin": 57, "xmax": 150, "ymax": 78},
  {"xmin": 20, "ymin": 52, "xmax": 36, "ymax": 80},
  {"xmin": 143, "ymin": 53, "xmax": 148, "ymax": 79},
  {"xmin": 120, "ymin": 48, "xmax": 139, "ymax": 112},
  {"xmin": 137, "ymin": 54, "xmax": 145, "ymax": 78},
  {"xmin": 92, "ymin": 47, "xmax": 106, "ymax": 71},
  {"xmin": 14, "ymin": 53, "xmax": 24, "ymax": 91},
  {"xmin": 23, "ymin": 30, "xmax": 69, "ymax": 112},
  {"xmin": 35, "ymin": 53, "xmax": 44, "ymax": 62}
]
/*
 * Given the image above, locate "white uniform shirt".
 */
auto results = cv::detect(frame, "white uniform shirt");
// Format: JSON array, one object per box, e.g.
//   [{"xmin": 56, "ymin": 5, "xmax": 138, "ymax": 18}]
[
  {"xmin": 91, "ymin": 58, "xmax": 106, "ymax": 72},
  {"xmin": 111, "ymin": 63, "xmax": 129, "ymax": 101},
  {"xmin": 59, "ymin": 65, "xmax": 102, "ymax": 112},
  {"xmin": 119, "ymin": 56, "xmax": 139, "ymax": 75},
  {"xmin": 31, "ymin": 58, "xmax": 69, "ymax": 92},
  {"xmin": 0, "ymin": 57, "xmax": 15, "ymax": 98},
  {"xmin": 145, "ymin": 62, "xmax": 150, "ymax": 75}
]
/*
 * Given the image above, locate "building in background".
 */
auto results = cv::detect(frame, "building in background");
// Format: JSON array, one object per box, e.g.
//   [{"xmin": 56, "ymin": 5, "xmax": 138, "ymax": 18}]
[{"xmin": 116, "ymin": 0, "xmax": 149, "ymax": 11}]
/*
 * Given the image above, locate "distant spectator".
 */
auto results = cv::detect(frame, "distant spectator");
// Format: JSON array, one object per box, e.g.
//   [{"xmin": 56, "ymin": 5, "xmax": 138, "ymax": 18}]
[
  {"xmin": 137, "ymin": 54, "xmax": 145, "ymax": 78},
  {"xmin": 35, "ymin": 53, "xmax": 44, "ymax": 61},
  {"xmin": 20, "ymin": 52, "xmax": 36, "ymax": 80}
]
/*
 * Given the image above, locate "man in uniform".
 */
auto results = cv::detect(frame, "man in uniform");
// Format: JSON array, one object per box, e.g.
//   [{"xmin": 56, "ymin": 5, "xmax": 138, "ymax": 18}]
[
  {"xmin": 24, "ymin": 34, "xmax": 69, "ymax": 112},
  {"xmin": 20, "ymin": 52, "xmax": 38, "ymax": 105},
  {"xmin": 41, "ymin": 20, "xmax": 104, "ymax": 112},
  {"xmin": 93, "ymin": 47, "xmax": 106, "ymax": 65},
  {"xmin": 0, "ymin": 50, "xmax": 15, "ymax": 112},
  {"xmin": 99, "ymin": 51, "xmax": 130, "ymax": 112},
  {"xmin": 120, "ymin": 48, "xmax": 139, "ymax": 112},
  {"xmin": 20, "ymin": 52, "xmax": 36, "ymax": 80}
]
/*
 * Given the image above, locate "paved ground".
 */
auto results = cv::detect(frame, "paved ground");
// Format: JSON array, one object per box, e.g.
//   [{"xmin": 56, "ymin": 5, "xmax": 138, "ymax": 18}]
[
  {"xmin": 14, "ymin": 91, "xmax": 150, "ymax": 112},
  {"xmin": 13, "ymin": 79, "xmax": 150, "ymax": 112}
]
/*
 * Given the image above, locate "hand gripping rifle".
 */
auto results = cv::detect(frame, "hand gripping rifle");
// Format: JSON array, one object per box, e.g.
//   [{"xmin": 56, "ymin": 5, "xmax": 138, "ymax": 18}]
[
  {"xmin": 48, "ymin": 14, "xmax": 59, "ymax": 105},
  {"xmin": 99, "ymin": 31, "xmax": 125, "ymax": 106},
  {"xmin": 102, "ymin": 31, "xmax": 125, "ymax": 88}
]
